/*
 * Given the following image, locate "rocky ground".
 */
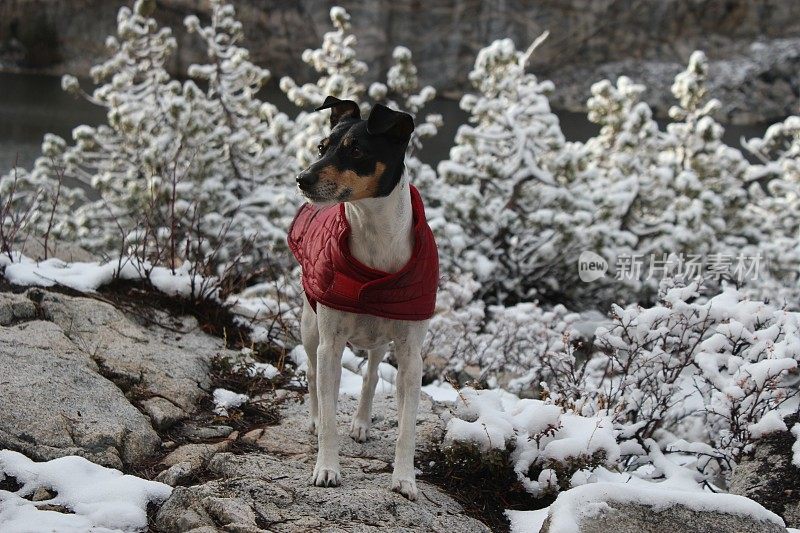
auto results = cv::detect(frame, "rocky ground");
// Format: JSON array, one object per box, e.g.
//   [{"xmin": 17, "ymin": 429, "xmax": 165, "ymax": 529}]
[
  {"xmin": 1, "ymin": 283, "xmax": 799, "ymax": 532},
  {"xmin": 0, "ymin": 285, "xmax": 493, "ymax": 531}
]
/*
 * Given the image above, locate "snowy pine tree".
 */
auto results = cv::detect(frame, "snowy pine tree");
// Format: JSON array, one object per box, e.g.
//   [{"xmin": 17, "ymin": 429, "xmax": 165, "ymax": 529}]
[
  {"xmin": 663, "ymin": 51, "xmax": 750, "ymax": 257},
  {"xmin": 741, "ymin": 115, "xmax": 800, "ymax": 305},
  {"xmin": 437, "ymin": 38, "xmax": 592, "ymax": 303}
]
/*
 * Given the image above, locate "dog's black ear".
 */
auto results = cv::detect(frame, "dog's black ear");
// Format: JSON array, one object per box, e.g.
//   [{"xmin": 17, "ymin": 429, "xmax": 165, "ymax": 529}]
[
  {"xmin": 367, "ymin": 104, "xmax": 414, "ymax": 144},
  {"xmin": 315, "ymin": 96, "xmax": 361, "ymax": 128}
]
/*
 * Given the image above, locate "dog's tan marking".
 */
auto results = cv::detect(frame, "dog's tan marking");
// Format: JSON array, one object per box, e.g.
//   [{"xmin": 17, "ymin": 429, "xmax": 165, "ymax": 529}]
[{"xmin": 318, "ymin": 162, "xmax": 386, "ymax": 200}]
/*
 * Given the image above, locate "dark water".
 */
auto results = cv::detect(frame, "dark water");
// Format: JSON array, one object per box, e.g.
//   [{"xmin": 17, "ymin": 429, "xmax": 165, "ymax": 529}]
[{"xmin": 0, "ymin": 72, "xmax": 773, "ymax": 175}]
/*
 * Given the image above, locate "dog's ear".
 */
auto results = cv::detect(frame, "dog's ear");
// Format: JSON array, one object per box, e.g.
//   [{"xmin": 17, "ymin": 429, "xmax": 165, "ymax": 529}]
[
  {"xmin": 315, "ymin": 96, "xmax": 361, "ymax": 128},
  {"xmin": 367, "ymin": 104, "xmax": 415, "ymax": 144}
]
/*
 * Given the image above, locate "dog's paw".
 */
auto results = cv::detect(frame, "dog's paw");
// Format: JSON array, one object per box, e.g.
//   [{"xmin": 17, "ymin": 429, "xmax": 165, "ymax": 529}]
[
  {"xmin": 307, "ymin": 418, "xmax": 318, "ymax": 435},
  {"xmin": 349, "ymin": 418, "xmax": 370, "ymax": 443},
  {"xmin": 312, "ymin": 464, "xmax": 341, "ymax": 487},
  {"xmin": 391, "ymin": 477, "xmax": 418, "ymax": 501}
]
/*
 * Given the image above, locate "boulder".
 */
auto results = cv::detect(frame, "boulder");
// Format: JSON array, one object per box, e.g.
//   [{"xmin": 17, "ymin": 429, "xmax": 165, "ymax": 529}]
[
  {"xmin": 729, "ymin": 416, "xmax": 800, "ymax": 528},
  {"xmin": 157, "ymin": 452, "xmax": 489, "ymax": 533},
  {"xmin": 539, "ymin": 482, "xmax": 786, "ymax": 533},
  {"xmin": 39, "ymin": 291, "xmax": 229, "ymax": 422},
  {"xmin": 0, "ymin": 319, "xmax": 160, "ymax": 468},
  {"xmin": 0, "ymin": 288, "xmax": 233, "ymax": 466},
  {"xmin": 0, "ymin": 290, "xmax": 38, "ymax": 326},
  {"xmin": 240, "ymin": 393, "xmax": 448, "ymax": 463}
]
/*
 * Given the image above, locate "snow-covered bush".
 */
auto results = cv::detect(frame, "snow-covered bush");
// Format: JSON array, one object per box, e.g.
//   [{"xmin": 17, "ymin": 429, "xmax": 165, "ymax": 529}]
[
  {"xmin": 444, "ymin": 387, "xmax": 620, "ymax": 497},
  {"xmin": 436, "ymin": 38, "xmax": 591, "ymax": 304},
  {"xmin": 740, "ymin": 115, "xmax": 800, "ymax": 306},
  {"xmin": 421, "ymin": 275, "xmax": 577, "ymax": 391},
  {"xmin": 540, "ymin": 279, "xmax": 799, "ymax": 477},
  {"xmin": 576, "ymin": 58, "xmax": 751, "ymax": 300},
  {"xmin": 1, "ymin": 0, "xmax": 297, "ymax": 296},
  {"xmin": 0, "ymin": 149, "xmax": 86, "ymax": 261}
]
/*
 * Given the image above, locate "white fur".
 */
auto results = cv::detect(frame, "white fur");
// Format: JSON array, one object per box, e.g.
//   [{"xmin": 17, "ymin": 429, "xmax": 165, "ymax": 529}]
[{"xmin": 300, "ymin": 174, "xmax": 429, "ymax": 500}]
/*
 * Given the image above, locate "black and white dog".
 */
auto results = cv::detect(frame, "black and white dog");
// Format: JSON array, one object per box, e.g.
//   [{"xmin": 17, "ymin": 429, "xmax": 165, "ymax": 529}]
[{"xmin": 288, "ymin": 96, "xmax": 439, "ymax": 500}]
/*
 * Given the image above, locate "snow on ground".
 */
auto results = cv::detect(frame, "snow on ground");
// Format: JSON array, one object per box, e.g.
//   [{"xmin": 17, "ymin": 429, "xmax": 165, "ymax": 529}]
[
  {"xmin": 288, "ymin": 345, "xmax": 458, "ymax": 400},
  {"xmin": 505, "ymin": 508, "xmax": 549, "ymax": 533},
  {"xmin": 247, "ymin": 362, "xmax": 280, "ymax": 379},
  {"xmin": 1, "ymin": 253, "xmax": 213, "ymax": 299},
  {"xmin": 748, "ymin": 410, "xmax": 788, "ymax": 439},
  {"xmin": 212, "ymin": 388, "xmax": 249, "ymax": 416},
  {"xmin": 0, "ymin": 450, "xmax": 171, "ymax": 533},
  {"xmin": 421, "ymin": 380, "xmax": 459, "ymax": 402}
]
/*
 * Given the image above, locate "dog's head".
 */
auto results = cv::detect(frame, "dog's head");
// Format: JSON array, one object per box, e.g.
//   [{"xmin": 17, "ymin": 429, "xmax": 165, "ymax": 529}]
[{"xmin": 296, "ymin": 96, "xmax": 414, "ymax": 204}]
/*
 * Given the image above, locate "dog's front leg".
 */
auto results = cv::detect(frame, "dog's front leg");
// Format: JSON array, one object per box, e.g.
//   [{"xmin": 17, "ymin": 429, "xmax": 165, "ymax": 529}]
[
  {"xmin": 312, "ymin": 332, "xmax": 345, "ymax": 487},
  {"xmin": 301, "ymin": 299, "xmax": 320, "ymax": 434},
  {"xmin": 391, "ymin": 338, "xmax": 424, "ymax": 500},
  {"xmin": 350, "ymin": 345, "xmax": 388, "ymax": 443}
]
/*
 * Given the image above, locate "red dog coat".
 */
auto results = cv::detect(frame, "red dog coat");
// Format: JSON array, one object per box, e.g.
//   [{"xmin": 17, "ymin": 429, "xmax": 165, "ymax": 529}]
[{"xmin": 288, "ymin": 185, "xmax": 439, "ymax": 321}]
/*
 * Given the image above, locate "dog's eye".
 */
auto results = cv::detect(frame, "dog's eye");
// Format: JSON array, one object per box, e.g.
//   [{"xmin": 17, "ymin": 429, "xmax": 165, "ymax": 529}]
[
  {"xmin": 350, "ymin": 146, "xmax": 363, "ymax": 159},
  {"xmin": 317, "ymin": 143, "xmax": 325, "ymax": 156}
]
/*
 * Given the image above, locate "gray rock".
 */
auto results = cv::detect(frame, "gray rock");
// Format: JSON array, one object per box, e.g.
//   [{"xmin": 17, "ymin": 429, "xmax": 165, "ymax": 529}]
[
  {"xmin": 161, "ymin": 440, "xmax": 234, "ymax": 469},
  {"xmin": 157, "ymin": 452, "xmax": 489, "ymax": 533},
  {"xmin": 141, "ymin": 397, "xmax": 186, "ymax": 431},
  {"xmin": 729, "ymin": 416, "xmax": 800, "ymax": 528},
  {"xmin": 177, "ymin": 423, "xmax": 234, "ymax": 442},
  {"xmin": 155, "ymin": 392, "xmax": 488, "ymax": 532},
  {"xmin": 540, "ymin": 485, "xmax": 786, "ymax": 533},
  {"xmin": 17, "ymin": 240, "xmax": 94, "ymax": 263},
  {"xmin": 0, "ymin": 320, "xmax": 160, "ymax": 468},
  {"xmin": 0, "ymin": 288, "xmax": 234, "ymax": 467},
  {"xmin": 242, "ymin": 393, "xmax": 447, "ymax": 463},
  {"xmin": 156, "ymin": 437, "xmax": 237, "ymax": 486},
  {"xmin": 548, "ymin": 38, "xmax": 800, "ymax": 126},
  {"xmin": 39, "ymin": 291, "xmax": 228, "ymax": 419},
  {"xmin": 0, "ymin": 291, "xmax": 38, "ymax": 326},
  {"xmin": 156, "ymin": 461, "xmax": 196, "ymax": 486}
]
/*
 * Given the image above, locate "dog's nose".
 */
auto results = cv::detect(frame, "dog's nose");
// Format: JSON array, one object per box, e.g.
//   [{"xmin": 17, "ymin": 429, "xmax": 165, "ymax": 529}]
[{"xmin": 296, "ymin": 171, "xmax": 318, "ymax": 191}]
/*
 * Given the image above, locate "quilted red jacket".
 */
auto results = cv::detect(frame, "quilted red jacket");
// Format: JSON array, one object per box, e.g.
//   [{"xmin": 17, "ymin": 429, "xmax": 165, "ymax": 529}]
[{"xmin": 287, "ymin": 185, "xmax": 439, "ymax": 320}]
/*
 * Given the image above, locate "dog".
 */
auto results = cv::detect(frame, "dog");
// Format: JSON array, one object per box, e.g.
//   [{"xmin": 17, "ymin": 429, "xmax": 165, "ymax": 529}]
[{"xmin": 287, "ymin": 96, "xmax": 439, "ymax": 501}]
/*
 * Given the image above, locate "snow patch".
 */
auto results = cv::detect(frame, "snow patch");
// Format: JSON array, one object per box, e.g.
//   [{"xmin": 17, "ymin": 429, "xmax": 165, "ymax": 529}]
[
  {"xmin": 506, "ymin": 508, "xmax": 548, "ymax": 533},
  {"xmin": 748, "ymin": 411, "xmax": 787, "ymax": 439},
  {"xmin": 212, "ymin": 388, "xmax": 249, "ymax": 416},
  {"xmin": 2, "ymin": 253, "xmax": 216, "ymax": 299},
  {"xmin": 543, "ymin": 482, "xmax": 784, "ymax": 533},
  {"xmin": 290, "ymin": 345, "xmax": 395, "ymax": 397},
  {"xmin": 0, "ymin": 450, "xmax": 171, "ymax": 532}
]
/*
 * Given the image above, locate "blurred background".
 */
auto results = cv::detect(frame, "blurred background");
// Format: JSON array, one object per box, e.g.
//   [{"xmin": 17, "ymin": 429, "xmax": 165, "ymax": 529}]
[{"xmin": 2, "ymin": 0, "xmax": 799, "ymax": 169}]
